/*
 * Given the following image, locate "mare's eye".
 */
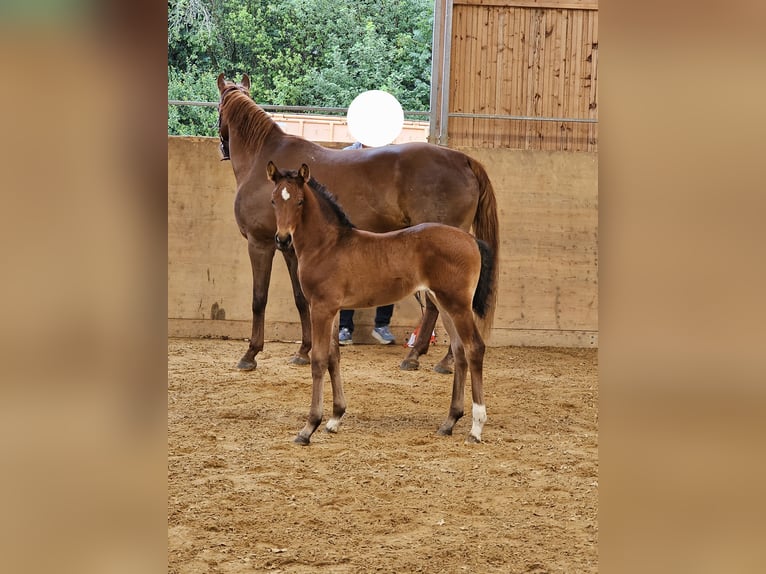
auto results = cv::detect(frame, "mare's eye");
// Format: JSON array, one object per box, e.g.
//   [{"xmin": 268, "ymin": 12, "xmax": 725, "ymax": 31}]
[
  {"xmin": 270, "ymin": 199, "xmax": 275, "ymax": 205},
  {"xmin": 297, "ymin": 199, "xmax": 303, "ymax": 205}
]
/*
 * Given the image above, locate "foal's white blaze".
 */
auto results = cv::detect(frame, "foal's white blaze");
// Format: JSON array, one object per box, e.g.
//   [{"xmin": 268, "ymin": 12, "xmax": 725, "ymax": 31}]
[
  {"xmin": 281, "ymin": 187, "xmax": 291, "ymax": 200},
  {"xmin": 470, "ymin": 403, "xmax": 487, "ymax": 441}
]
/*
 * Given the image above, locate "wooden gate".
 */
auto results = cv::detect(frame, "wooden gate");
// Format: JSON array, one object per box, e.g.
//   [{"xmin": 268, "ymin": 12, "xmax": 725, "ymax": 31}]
[{"xmin": 430, "ymin": 0, "xmax": 598, "ymax": 150}]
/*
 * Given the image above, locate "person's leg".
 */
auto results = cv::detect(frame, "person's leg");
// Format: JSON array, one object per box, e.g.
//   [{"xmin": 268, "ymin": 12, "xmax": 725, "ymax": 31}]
[
  {"xmin": 340, "ymin": 309, "xmax": 355, "ymax": 332},
  {"xmin": 374, "ymin": 305, "xmax": 394, "ymax": 327},
  {"xmin": 372, "ymin": 305, "xmax": 395, "ymax": 344},
  {"xmin": 339, "ymin": 309, "xmax": 354, "ymax": 345}
]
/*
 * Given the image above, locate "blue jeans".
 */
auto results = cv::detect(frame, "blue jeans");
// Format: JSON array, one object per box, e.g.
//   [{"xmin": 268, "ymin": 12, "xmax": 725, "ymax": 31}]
[{"xmin": 339, "ymin": 305, "xmax": 394, "ymax": 333}]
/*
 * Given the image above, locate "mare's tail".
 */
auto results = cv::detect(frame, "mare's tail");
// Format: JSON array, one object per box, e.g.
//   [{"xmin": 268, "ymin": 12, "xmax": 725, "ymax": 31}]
[
  {"xmin": 468, "ymin": 157, "xmax": 499, "ymax": 339},
  {"xmin": 472, "ymin": 239, "xmax": 497, "ymax": 337}
]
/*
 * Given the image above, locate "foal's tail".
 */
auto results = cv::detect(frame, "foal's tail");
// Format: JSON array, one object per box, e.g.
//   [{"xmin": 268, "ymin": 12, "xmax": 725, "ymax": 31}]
[
  {"xmin": 472, "ymin": 239, "xmax": 497, "ymax": 338},
  {"xmin": 468, "ymin": 157, "xmax": 499, "ymax": 339}
]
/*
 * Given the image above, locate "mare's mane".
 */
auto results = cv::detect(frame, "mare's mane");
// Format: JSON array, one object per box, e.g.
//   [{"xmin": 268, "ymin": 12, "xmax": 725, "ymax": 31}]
[
  {"xmin": 304, "ymin": 176, "xmax": 356, "ymax": 231},
  {"xmin": 220, "ymin": 89, "xmax": 283, "ymax": 154}
]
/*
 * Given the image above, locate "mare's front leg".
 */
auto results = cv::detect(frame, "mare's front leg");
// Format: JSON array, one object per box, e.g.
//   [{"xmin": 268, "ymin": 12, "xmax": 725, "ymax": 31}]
[
  {"xmin": 237, "ymin": 238, "xmax": 275, "ymax": 371},
  {"xmin": 400, "ymin": 293, "xmax": 455, "ymax": 374},
  {"xmin": 281, "ymin": 248, "xmax": 311, "ymax": 365},
  {"xmin": 294, "ymin": 308, "xmax": 335, "ymax": 445}
]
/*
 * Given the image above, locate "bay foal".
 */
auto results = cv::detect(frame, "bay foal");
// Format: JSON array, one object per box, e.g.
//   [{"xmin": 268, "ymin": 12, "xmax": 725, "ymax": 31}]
[{"xmin": 268, "ymin": 162, "xmax": 497, "ymax": 445}]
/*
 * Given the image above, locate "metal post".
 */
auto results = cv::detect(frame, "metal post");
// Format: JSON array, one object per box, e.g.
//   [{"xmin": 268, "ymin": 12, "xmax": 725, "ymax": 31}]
[{"xmin": 429, "ymin": 0, "xmax": 453, "ymax": 146}]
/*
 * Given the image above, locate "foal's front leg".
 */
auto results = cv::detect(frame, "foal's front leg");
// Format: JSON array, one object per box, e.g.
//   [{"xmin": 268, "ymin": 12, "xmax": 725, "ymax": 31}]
[
  {"xmin": 435, "ymin": 311, "xmax": 467, "ymax": 436},
  {"xmin": 324, "ymin": 316, "xmax": 346, "ymax": 433},
  {"xmin": 281, "ymin": 248, "xmax": 312, "ymax": 365},
  {"xmin": 294, "ymin": 310, "xmax": 335, "ymax": 445}
]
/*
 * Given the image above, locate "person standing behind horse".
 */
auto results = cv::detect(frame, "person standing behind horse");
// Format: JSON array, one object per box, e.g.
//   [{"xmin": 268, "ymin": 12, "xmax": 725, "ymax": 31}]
[{"xmin": 338, "ymin": 141, "xmax": 396, "ymax": 346}]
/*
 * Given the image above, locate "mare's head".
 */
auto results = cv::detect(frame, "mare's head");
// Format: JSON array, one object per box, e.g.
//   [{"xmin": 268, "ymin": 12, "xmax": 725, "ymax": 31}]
[
  {"xmin": 216, "ymin": 73, "xmax": 251, "ymax": 160},
  {"xmin": 267, "ymin": 161, "xmax": 310, "ymax": 252}
]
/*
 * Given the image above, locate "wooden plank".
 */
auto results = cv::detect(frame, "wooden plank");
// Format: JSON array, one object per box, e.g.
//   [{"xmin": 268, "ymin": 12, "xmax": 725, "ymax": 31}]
[
  {"xmin": 572, "ymin": 10, "xmax": 588, "ymax": 151},
  {"xmin": 454, "ymin": 0, "xmax": 598, "ymax": 10},
  {"xmin": 564, "ymin": 8, "xmax": 574, "ymax": 150},
  {"xmin": 449, "ymin": 5, "xmax": 466, "ymax": 145},
  {"xmin": 470, "ymin": 5, "xmax": 481, "ymax": 145},
  {"xmin": 495, "ymin": 8, "xmax": 509, "ymax": 148},
  {"xmin": 589, "ymin": 10, "xmax": 598, "ymax": 152},
  {"xmin": 523, "ymin": 7, "xmax": 534, "ymax": 149},
  {"xmin": 480, "ymin": 5, "xmax": 491, "ymax": 146},
  {"xmin": 555, "ymin": 9, "xmax": 567, "ymax": 150},
  {"xmin": 511, "ymin": 6, "xmax": 523, "ymax": 148},
  {"xmin": 542, "ymin": 9, "xmax": 554, "ymax": 150}
]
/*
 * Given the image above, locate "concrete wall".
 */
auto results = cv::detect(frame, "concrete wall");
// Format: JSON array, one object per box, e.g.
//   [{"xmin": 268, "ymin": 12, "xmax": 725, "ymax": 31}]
[{"xmin": 168, "ymin": 136, "xmax": 597, "ymax": 347}]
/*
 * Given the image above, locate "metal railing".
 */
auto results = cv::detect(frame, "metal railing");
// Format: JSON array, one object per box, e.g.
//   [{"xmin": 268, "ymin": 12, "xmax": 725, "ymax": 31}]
[
  {"xmin": 168, "ymin": 100, "xmax": 430, "ymax": 118},
  {"xmin": 448, "ymin": 112, "xmax": 597, "ymax": 123}
]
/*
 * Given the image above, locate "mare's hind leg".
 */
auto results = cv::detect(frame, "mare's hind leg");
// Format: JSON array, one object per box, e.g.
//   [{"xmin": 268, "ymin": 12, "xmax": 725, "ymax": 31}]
[
  {"xmin": 434, "ymin": 311, "xmax": 468, "ymax": 437},
  {"xmin": 325, "ymin": 315, "xmax": 347, "ymax": 433},
  {"xmin": 281, "ymin": 249, "xmax": 311, "ymax": 365},
  {"xmin": 400, "ymin": 293, "xmax": 455, "ymax": 374},
  {"xmin": 237, "ymin": 239, "xmax": 275, "ymax": 371}
]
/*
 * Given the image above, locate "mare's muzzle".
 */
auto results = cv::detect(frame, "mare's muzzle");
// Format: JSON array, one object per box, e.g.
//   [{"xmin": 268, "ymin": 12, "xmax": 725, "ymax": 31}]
[{"xmin": 275, "ymin": 233, "xmax": 292, "ymax": 251}]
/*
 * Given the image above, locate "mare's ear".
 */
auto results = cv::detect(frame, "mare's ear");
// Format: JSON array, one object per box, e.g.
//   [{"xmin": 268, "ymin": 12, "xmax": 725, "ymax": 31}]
[
  {"xmin": 216, "ymin": 73, "xmax": 226, "ymax": 92},
  {"xmin": 241, "ymin": 74, "xmax": 251, "ymax": 91},
  {"xmin": 266, "ymin": 161, "xmax": 278, "ymax": 182},
  {"xmin": 299, "ymin": 163, "xmax": 310, "ymax": 181}
]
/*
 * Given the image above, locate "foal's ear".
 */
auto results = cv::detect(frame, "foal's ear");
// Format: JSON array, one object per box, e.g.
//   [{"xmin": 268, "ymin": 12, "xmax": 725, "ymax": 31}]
[
  {"xmin": 299, "ymin": 163, "xmax": 310, "ymax": 181},
  {"xmin": 216, "ymin": 73, "xmax": 226, "ymax": 92},
  {"xmin": 241, "ymin": 74, "xmax": 251, "ymax": 91},
  {"xmin": 266, "ymin": 161, "xmax": 278, "ymax": 182}
]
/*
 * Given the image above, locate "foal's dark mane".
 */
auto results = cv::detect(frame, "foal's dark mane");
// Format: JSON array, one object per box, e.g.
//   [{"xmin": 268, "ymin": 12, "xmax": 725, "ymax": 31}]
[
  {"xmin": 305, "ymin": 176, "xmax": 357, "ymax": 230},
  {"xmin": 220, "ymin": 88, "xmax": 283, "ymax": 154}
]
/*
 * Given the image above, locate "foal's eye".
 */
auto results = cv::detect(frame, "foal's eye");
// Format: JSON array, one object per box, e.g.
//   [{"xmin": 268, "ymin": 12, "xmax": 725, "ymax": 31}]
[
  {"xmin": 270, "ymin": 199, "xmax": 275, "ymax": 205},
  {"xmin": 297, "ymin": 199, "xmax": 303, "ymax": 205}
]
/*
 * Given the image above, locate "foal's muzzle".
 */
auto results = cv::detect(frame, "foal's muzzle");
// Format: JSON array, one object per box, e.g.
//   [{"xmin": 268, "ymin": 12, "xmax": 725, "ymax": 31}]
[{"xmin": 275, "ymin": 233, "xmax": 292, "ymax": 251}]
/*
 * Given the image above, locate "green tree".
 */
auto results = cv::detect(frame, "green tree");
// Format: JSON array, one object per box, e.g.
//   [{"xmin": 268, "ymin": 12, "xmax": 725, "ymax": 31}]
[{"xmin": 168, "ymin": 0, "xmax": 434, "ymax": 135}]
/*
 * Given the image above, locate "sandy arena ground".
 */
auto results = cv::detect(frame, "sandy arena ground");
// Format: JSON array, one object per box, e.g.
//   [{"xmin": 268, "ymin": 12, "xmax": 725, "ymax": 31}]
[{"xmin": 168, "ymin": 338, "xmax": 598, "ymax": 573}]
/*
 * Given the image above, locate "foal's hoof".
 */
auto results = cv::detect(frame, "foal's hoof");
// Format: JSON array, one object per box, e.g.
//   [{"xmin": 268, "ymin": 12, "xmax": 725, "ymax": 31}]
[
  {"xmin": 433, "ymin": 362, "xmax": 454, "ymax": 375},
  {"xmin": 293, "ymin": 435, "xmax": 311, "ymax": 446},
  {"xmin": 436, "ymin": 426, "xmax": 453, "ymax": 437},
  {"xmin": 465, "ymin": 434, "xmax": 482, "ymax": 444},
  {"xmin": 236, "ymin": 358, "xmax": 257, "ymax": 371},
  {"xmin": 289, "ymin": 354, "xmax": 310, "ymax": 366},
  {"xmin": 400, "ymin": 358, "xmax": 420, "ymax": 371}
]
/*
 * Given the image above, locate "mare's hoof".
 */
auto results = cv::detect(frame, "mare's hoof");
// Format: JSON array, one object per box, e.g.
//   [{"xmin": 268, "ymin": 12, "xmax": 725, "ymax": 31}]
[
  {"xmin": 436, "ymin": 427, "xmax": 453, "ymax": 437},
  {"xmin": 293, "ymin": 435, "xmax": 311, "ymax": 446},
  {"xmin": 236, "ymin": 358, "xmax": 257, "ymax": 371},
  {"xmin": 465, "ymin": 434, "xmax": 481, "ymax": 444},
  {"xmin": 289, "ymin": 355, "xmax": 310, "ymax": 366},
  {"xmin": 400, "ymin": 358, "xmax": 420, "ymax": 371},
  {"xmin": 433, "ymin": 362, "xmax": 453, "ymax": 375}
]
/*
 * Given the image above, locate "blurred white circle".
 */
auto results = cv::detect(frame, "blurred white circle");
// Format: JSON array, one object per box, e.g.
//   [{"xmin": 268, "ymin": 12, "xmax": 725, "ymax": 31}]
[{"xmin": 347, "ymin": 90, "xmax": 404, "ymax": 147}]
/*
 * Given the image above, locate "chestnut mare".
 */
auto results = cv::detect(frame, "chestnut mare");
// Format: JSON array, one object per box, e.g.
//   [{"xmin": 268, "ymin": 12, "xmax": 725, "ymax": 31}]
[
  {"xmin": 268, "ymin": 162, "xmax": 496, "ymax": 445},
  {"xmin": 217, "ymin": 74, "xmax": 499, "ymax": 373}
]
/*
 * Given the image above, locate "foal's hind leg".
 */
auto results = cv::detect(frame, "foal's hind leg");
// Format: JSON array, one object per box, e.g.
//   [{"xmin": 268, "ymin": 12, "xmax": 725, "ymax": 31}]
[
  {"xmin": 451, "ymin": 313, "xmax": 486, "ymax": 443},
  {"xmin": 400, "ymin": 293, "xmax": 455, "ymax": 374}
]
